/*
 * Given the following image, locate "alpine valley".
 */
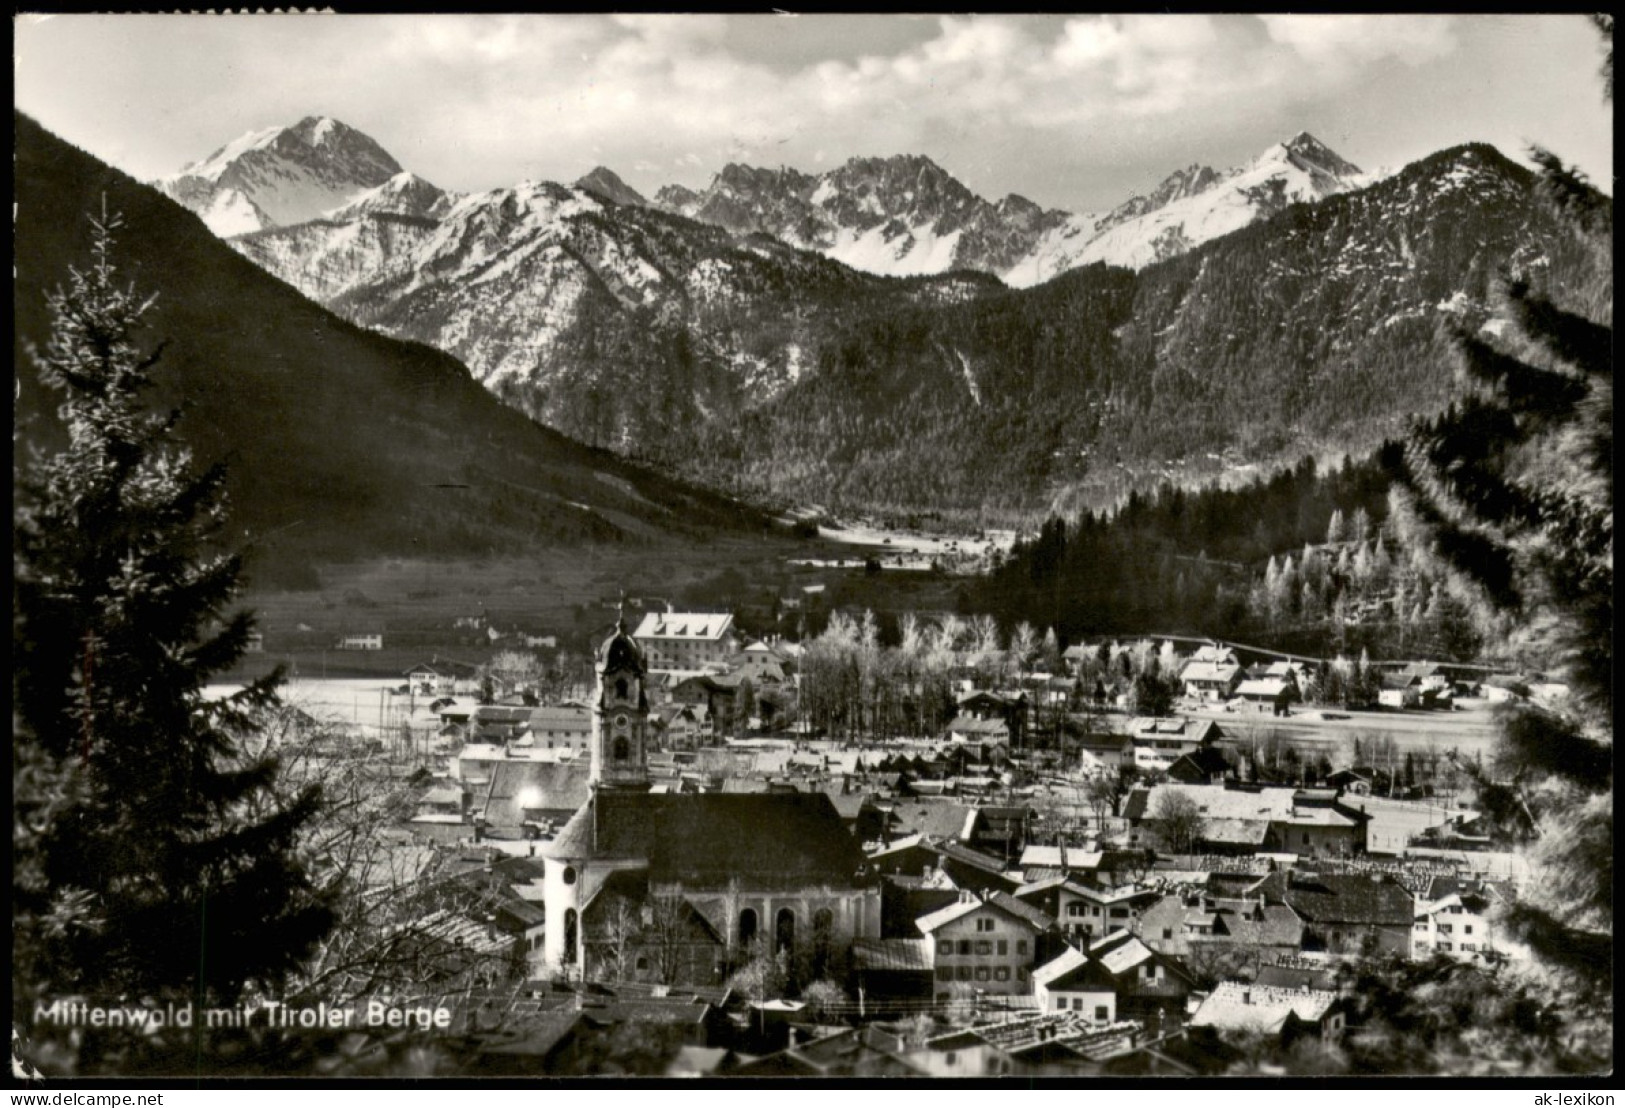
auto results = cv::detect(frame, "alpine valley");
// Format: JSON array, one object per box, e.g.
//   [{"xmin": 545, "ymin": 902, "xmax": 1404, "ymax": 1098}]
[{"xmin": 162, "ymin": 115, "xmax": 1582, "ymax": 524}]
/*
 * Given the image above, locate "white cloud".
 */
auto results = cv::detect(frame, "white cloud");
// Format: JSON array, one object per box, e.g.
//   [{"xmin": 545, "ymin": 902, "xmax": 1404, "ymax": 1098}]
[{"xmin": 1259, "ymin": 14, "xmax": 1458, "ymax": 70}]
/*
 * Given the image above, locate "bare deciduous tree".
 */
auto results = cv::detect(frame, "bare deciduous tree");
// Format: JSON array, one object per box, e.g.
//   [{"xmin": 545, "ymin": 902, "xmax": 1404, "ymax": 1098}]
[{"xmin": 1151, "ymin": 789, "xmax": 1205, "ymax": 854}]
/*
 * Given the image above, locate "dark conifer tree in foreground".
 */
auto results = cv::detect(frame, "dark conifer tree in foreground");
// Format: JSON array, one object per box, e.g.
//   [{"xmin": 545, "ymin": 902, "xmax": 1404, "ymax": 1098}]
[
  {"xmin": 1386, "ymin": 122, "xmax": 1612, "ymax": 992},
  {"xmin": 13, "ymin": 206, "xmax": 335, "ymax": 1022}
]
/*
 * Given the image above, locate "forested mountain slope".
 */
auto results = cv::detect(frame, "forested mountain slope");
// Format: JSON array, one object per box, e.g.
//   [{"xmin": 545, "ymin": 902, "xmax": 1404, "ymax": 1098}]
[{"xmin": 14, "ymin": 114, "xmax": 767, "ymax": 583}]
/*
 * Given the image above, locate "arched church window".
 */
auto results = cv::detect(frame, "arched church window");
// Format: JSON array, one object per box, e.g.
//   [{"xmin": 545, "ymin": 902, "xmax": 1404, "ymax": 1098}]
[
  {"xmin": 563, "ymin": 866, "xmax": 576, "ymax": 886},
  {"xmin": 738, "ymin": 908, "xmax": 758, "ymax": 948},
  {"xmin": 613, "ymin": 737, "xmax": 630, "ymax": 761},
  {"xmin": 810, "ymin": 907, "xmax": 835, "ymax": 978},
  {"xmin": 775, "ymin": 908, "xmax": 796, "ymax": 954},
  {"xmin": 616, "ymin": 678, "xmax": 628, "ymax": 700},
  {"xmin": 564, "ymin": 908, "xmax": 578, "ymax": 963}
]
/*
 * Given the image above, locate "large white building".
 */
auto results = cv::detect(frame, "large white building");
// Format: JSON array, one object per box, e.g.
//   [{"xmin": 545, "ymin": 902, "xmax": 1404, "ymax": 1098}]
[{"xmin": 632, "ymin": 610, "xmax": 738, "ymax": 673}]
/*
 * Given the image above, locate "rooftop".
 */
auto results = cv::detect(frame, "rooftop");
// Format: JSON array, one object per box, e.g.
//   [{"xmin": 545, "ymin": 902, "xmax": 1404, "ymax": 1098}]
[
  {"xmin": 633, "ymin": 611, "xmax": 735, "ymax": 642},
  {"xmin": 1189, "ymin": 981, "xmax": 1339, "ymax": 1033},
  {"xmin": 852, "ymin": 937, "xmax": 933, "ymax": 973},
  {"xmin": 544, "ymin": 791, "xmax": 866, "ymax": 889}
]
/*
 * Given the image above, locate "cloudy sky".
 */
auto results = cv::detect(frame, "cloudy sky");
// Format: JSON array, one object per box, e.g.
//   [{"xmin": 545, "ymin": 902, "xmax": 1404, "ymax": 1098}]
[{"xmin": 14, "ymin": 13, "xmax": 1613, "ymax": 213}]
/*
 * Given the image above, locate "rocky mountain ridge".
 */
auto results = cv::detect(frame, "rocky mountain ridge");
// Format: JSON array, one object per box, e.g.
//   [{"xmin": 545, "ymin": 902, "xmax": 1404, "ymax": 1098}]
[
  {"xmin": 156, "ymin": 115, "xmax": 410, "ymax": 235},
  {"xmin": 158, "ymin": 117, "xmax": 1567, "ymax": 523}
]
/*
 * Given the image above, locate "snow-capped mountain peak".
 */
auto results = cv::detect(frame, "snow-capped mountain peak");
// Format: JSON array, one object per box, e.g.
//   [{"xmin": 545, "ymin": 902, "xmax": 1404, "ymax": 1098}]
[
  {"xmin": 574, "ymin": 166, "xmax": 650, "ymax": 208},
  {"xmin": 1277, "ymin": 131, "xmax": 1364, "ymax": 178},
  {"xmin": 1009, "ymin": 132, "xmax": 1371, "ymax": 283},
  {"xmin": 158, "ymin": 116, "xmax": 405, "ymax": 236},
  {"xmin": 324, "ymin": 171, "xmax": 456, "ymax": 223}
]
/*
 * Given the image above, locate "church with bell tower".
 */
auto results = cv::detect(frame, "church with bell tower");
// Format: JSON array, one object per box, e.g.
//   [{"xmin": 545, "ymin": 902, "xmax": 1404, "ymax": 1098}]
[
  {"xmin": 537, "ymin": 603, "xmax": 881, "ymax": 981},
  {"xmin": 591, "ymin": 607, "xmax": 650, "ymax": 790}
]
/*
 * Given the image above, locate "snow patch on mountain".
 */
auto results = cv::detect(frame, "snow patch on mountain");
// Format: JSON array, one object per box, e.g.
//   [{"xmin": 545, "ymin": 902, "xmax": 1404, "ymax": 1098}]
[
  {"xmin": 199, "ymin": 187, "xmax": 269, "ymax": 237},
  {"xmin": 826, "ymin": 222, "xmax": 964, "ymax": 277}
]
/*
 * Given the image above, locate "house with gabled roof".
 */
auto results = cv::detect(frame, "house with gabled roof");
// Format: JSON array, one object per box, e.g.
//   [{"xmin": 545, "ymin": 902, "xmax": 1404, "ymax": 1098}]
[
  {"xmin": 1129, "ymin": 783, "xmax": 1366, "ymax": 857},
  {"xmin": 1032, "ymin": 946, "xmax": 1118, "ymax": 1022},
  {"xmin": 1137, "ymin": 891, "xmax": 1305, "ymax": 961},
  {"xmin": 1235, "ymin": 673, "xmax": 1300, "ymax": 711},
  {"xmin": 1179, "ymin": 657, "xmax": 1243, "ymax": 702},
  {"xmin": 521, "ymin": 704, "xmax": 593, "ymax": 754},
  {"xmin": 1056, "ymin": 880, "xmax": 1162, "ymax": 944},
  {"xmin": 1167, "ymin": 745, "xmax": 1233, "ymax": 786},
  {"xmin": 406, "ymin": 658, "xmax": 481, "ymax": 696},
  {"xmin": 1412, "ymin": 877, "xmax": 1512, "ymax": 964},
  {"xmin": 1189, "ymin": 980, "xmax": 1347, "ymax": 1044},
  {"xmin": 1075, "ymin": 730, "xmax": 1134, "ymax": 775},
  {"xmin": 479, "ymin": 759, "xmax": 591, "ymax": 840},
  {"xmin": 916, "ymin": 889, "xmax": 1046, "ymax": 1001},
  {"xmin": 1117, "ymin": 717, "xmax": 1225, "ymax": 773},
  {"xmin": 851, "ymin": 937, "xmax": 936, "ymax": 1009},
  {"xmin": 1249, "ymin": 870, "xmax": 1415, "ymax": 957},
  {"xmin": 1087, "ymin": 930, "xmax": 1195, "ymax": 1023},
  {"xmin": 900, "ymin": 1025, "xmax": 1024, "ymax": 1078},
  {"xmin": 927, "ymin": 840, "xmax": 1022, "ymax": 896},
  {"xmin": 731, "ymin": 1025, "xmax": 922, "ymax": 1077}
]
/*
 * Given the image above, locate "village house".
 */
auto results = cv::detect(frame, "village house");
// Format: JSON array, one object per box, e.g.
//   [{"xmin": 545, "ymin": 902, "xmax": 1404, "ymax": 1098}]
[
  {"xmin": 947, "ymin": 714, "xmax": 1012, "ymax": 744},
  {"xmin": 1247, "ymin": 870, "xmax": 1415, "ymax": 957},
  {"xmin": 915, "ymin": 890, "xmax": 1047, "ymax": 1002},
  {"xmin": 1234, "ymin": 664, "xmax": 1301, "ymax": 713},
  {"xmin": 1127, "ymin": 783, "xmax": 1366, "ymax": 857},
  {"xmin": 1057, "ymin": 881, "xmax": 1162, "ymax": 943},
  {"xmin": 406, "ymin": 658, "xmax": 481, "ymax": 696},
  {"xmin": 525, "ymin": 704, "xmax": 593, "ymax": 754},
  {"xmin": 655, "ymin": 703, "xmax": 709, "ymax": 749},
  {"xmin": 1136, "ymin": 890, "xmax": 1305, "ymax": 963},
  {"xmin": 1032, "ymin": 946, "xmax": 1119, "ymax": 1022},
  {"xmin": 1075, "ymin": 730, "xmax": 1134, "ymax": 776},
  {"xmin": 1060, "ymin": 644, "xmax": 1095, "ymax": 675},
  {"xmin": 478, "ymin": 759, "xmax": 591, "ymax": 841},
  {"xmin": 899, "ymin": 1026, "xmax": 1022, "ymax": 1078},
  {"xmin": 1377, "ymin": 673, "xmax": 1422, "ymax": 709},
  {"xmin": 732, "ymin": 1026, "xmax": 922, "ymax": 1077},
  {"xmin": 962, "ymin": 804, "xmax": 1033, "ymax": 860},
  {"xmin": 1085, "ymin": 930, "xmax": 1195, "ymax": 1024},
  {"xmin": 337, "ymin": 632, "xmax": 384, "ymax": 651},
  {"xmin": 956, "ymin": 1013, "xmax": 1149, "ymax": 1075},
  {"xmin": 1178, "ymin": 652, "xmax": 1243, "ymax": 701},
  {"xmin": 927, "ymin": 840, "xmax": 1022, "ymax": 896},
  {"xmin": 851, "ymin": 936, "xmax": 937, "ymax": 1010},
  {"xmin": 1189, "ymin": 981, "xmax": 1347, "ymax": 1045},
  {"xmin": 1119, "ymin": 717, "xmax": 1225, "ymax": 774},
  {"xmin": 1379, "ymin": 663, "xmax": 1455, "ymax": 710},
  {"xmin": 1166, "ymin": 745, "xmax": 1234, "ymax": 786},
  {"xmin": 1412, "ymin": 877, "xmax": 1510, "ymax": 963}
]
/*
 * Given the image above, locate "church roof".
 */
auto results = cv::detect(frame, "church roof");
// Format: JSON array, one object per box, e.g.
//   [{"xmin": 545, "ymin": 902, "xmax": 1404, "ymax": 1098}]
[{"xmin": 544, "ymin": 791, "xmax": 866, "ymax": 889}]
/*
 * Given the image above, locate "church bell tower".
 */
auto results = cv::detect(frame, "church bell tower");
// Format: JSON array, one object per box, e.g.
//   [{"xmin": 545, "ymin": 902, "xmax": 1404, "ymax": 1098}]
[{"xmin": 591, "ymin": 604, "xmax": 650, "ymax": 790}]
